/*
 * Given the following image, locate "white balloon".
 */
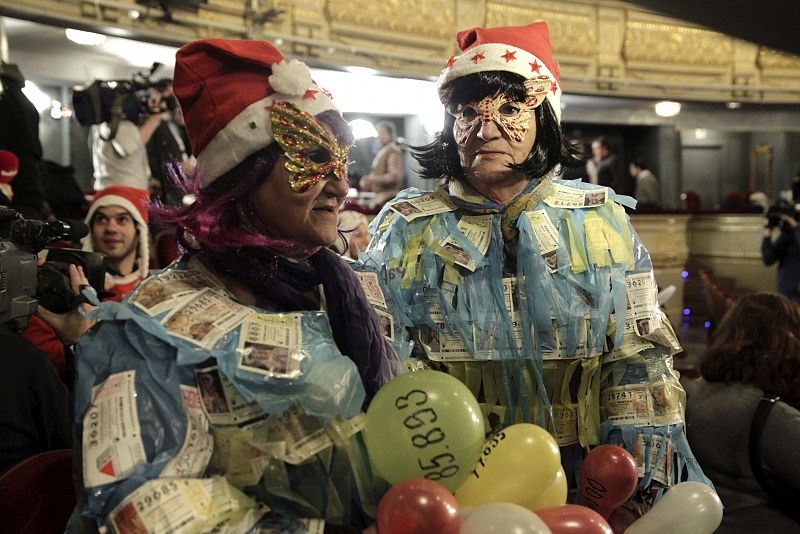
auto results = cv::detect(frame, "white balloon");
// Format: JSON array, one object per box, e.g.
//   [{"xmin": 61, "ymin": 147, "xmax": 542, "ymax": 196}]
[
  {"xmin": 460, "ymin": 502, "xmax": 553, "ymax": 534},
  {"xmin": 624, "ymin": 482, "xmax": 723, "ymax": 534}
]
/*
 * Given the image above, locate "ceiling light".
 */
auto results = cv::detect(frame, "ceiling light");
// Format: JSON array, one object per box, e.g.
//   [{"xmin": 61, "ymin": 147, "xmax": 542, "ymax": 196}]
[
  {"xmin": 65, "ymin": 28, "xmax": 107, "ymax": 46},
  {"xmin": 273, "ymin": 38, "xmax": 284, "ymax": 46},
  {"xmin": 349, "ymin": 119, "xmax": 378, "ymax": 139},
  {"xmin": 694, "ymin": 128, "xmax": 708, "ymax": 139},
  {"xmin": 128, "ymin": 9, "xmax": 141, "ymax": 20},
  {"xmin": 726, "ymin": 101, "xmax": 742, "ymax": 110},
  {"xmin": 21, "ymin": 81, "xmax": 52, "ymax": 112},
  {"xmin": 654, "ymin": 101, "xmax": 681, "ymax": 117}
]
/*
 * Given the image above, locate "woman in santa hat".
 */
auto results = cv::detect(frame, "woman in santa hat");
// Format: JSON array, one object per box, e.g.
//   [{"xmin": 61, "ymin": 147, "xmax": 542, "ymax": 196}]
[{"xmin": 72, "ymin": 39, "xmax": 401, "ymax": 533}]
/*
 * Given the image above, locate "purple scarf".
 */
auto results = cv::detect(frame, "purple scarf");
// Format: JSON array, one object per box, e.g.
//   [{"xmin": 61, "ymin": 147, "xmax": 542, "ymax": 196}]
[{"xmin": 205, "ymin": 246, "xmax": 396, "ymax": 399}]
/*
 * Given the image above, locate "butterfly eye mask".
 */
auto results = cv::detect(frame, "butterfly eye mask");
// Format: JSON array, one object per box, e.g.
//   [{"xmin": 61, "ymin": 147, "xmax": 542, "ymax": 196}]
[
  {"xmin": 451, "ymin": 76, "xmax": 551, "ymax": 145},
  {"xmin": 271, "ymin": 101, "xmax": 351, "ymax": 193}
]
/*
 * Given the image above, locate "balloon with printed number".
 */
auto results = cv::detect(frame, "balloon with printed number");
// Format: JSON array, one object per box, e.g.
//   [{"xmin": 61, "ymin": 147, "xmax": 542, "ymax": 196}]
[
  {"xmin": 363, "ymin": 371, "xmax": 485, "ymax": 491},
  {"xmin": 623, "ymin": 481, "xmax": 722, "ymax": 534},
  {"xmin": 579, "ymin": 445, "xmax": 638, "ymax": 519},
  {"xmin": 455, "ymin": 423, "xmax": 562, "ymax": 511}
]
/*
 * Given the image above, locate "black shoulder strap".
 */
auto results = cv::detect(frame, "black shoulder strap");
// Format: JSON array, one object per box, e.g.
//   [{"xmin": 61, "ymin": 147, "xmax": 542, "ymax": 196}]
[{"xmin": 749, "ymin": 394, "xmax": 800, "ymax": 518}]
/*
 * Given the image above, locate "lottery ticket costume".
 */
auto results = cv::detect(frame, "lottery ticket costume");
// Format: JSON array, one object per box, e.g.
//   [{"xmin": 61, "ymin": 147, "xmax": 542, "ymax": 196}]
[
  {"xmin": 73, "ymin": 40, "xmax": 403, "ymax": 533},
  {"xmin": 362, "ymin": 22, "xmax": 710, "ymax": 507}
]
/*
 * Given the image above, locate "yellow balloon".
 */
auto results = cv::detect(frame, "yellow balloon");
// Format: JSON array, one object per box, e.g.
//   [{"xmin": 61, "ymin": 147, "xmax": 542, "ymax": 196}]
[
  {"xmin": 455, "ymin": 424, "xmax": 562, "ymax": 512},
  {"xmin": 525, "ymin": 466, "xmax": 568, "ymax": 511}
]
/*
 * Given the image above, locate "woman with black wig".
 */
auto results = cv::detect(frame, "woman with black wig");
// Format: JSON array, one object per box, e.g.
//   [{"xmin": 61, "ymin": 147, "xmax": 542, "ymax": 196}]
[
  {"xmin": 72, "ymin": 39, "xmax": 399, "ymax": 532},
  {"xmin": 364, "ymin": 22, "xmax": 710, "ymax": 509}
]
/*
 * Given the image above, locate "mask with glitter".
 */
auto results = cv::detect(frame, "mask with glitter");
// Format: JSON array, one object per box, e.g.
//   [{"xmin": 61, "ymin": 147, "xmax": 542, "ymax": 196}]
[
  {"xmin": 451, "ymin": 75, "xmax": 552, "ymax": 146},
  {"xmin": 270, "ymin": 101, "xmax": 351, "ymax": 193}
]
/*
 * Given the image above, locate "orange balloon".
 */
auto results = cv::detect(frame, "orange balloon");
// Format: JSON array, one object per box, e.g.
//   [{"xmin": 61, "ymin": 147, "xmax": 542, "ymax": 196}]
[{"xmin": 536, "ymin": 504, "xmax": 613, "ymax": 534}]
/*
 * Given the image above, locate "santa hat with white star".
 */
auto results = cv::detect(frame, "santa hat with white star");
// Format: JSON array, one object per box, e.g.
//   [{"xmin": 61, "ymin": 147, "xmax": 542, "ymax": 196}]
[
  {"xmin": 174, "ymin": 39, "xmax": 339, "ymax": 187},
  {"xmin": 437, "ymin": 21, "xmax": 562, "ymax": 120}
]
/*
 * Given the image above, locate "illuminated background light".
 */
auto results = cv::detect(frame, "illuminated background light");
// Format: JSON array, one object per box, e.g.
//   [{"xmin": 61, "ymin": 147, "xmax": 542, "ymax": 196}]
[{"xmin": 654, "ymin": 100, "xmax": 681, "ymax": 117}]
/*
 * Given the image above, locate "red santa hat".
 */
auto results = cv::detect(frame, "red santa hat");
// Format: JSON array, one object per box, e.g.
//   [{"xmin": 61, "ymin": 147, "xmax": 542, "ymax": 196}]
[
  {"xmin": 173, "ymin": 39, "xmax": 340, "ymax": 188},
  {"xmin": 82, "ymin": 186, "xmax": 150, "ymax": 281},
  {"xmin": 437, "ymin": 21, "xmax": 562, "ymax": 120},
  {"xmin": 0, "ymin": 150, "xmax": 19, "ymax": 184}
]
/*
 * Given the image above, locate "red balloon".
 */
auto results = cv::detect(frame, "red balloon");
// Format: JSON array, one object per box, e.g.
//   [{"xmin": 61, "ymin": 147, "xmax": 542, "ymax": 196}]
[
  {"xmin": 536, "ymin": 504, "xmax": 613, "ymax": 534},
  {"xmin": 579, "ymin": 444, "xmax": 638, "ymax": 519},
  {"xmin": 607, "ymin": 505, "xmax": 639, "ymax": 534},
  {"xmin": 376, "ymin": 479, "xmax": 460, "ymax": 534}
]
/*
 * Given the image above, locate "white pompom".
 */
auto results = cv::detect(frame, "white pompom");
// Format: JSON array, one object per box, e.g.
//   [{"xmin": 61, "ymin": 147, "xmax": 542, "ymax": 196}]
[{"xmin": 268, "ymin": 59, "xmax": 313, "ymax": 96}]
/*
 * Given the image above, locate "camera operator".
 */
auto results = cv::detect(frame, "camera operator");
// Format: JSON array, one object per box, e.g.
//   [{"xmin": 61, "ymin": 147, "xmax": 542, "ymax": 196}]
[
  {"xmin": 762, "ymin": 210, "xmax": 800, "ymax": 302},
  {"xmin": 90, "ymin": 85, "xmax": 170, "ymax": 192}
]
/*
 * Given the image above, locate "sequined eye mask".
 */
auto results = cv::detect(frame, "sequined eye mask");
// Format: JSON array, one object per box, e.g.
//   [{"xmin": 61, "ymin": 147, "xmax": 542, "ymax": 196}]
[
  {"xmin": 451, "ymin": 75, "xmax": 552, "ymax": 145},
  {"xmin": 270, "ymin": 101, "xmax": 351, "ymax": 193}
]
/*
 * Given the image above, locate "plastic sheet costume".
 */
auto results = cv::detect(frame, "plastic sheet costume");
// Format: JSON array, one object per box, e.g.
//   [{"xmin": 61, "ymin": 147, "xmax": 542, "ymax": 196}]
[
  {"xmin": 72, "ymin": 38, "xmax": 406, "ymax": 533},
  {"xmin": 74, "ymin": 255, "xmax": 404, "ymax": 531},
  {"xmin": 363, "ymin": 174, "xmax": 709, "ymax": 505},
  {"xmin": 360, "ymin": 21, "xmax": 711, "ymax": 511}
]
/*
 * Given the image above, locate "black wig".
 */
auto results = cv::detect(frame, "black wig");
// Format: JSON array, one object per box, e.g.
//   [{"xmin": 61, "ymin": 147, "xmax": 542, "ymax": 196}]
[{"xmin": 412, "ymin": 71, "xmax": 581, "ymax": 182}]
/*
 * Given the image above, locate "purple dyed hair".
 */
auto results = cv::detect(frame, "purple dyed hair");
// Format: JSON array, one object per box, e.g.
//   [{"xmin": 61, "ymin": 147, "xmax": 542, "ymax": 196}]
[{"xmin": 152, "ymin": 110, "xmax": 354, "ymax": 256}]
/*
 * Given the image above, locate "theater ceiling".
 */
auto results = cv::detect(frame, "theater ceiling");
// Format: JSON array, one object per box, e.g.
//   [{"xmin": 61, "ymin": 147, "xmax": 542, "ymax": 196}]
[{"xmin": 1, "ymin": 0, "xmax": 799, "ymax": 104}]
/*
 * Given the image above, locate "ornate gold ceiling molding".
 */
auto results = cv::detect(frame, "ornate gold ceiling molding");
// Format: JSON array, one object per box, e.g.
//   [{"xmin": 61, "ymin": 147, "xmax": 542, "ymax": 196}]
[{"xmin": 2, "ymin": 0, "xmax": 799, "ymax": 102}]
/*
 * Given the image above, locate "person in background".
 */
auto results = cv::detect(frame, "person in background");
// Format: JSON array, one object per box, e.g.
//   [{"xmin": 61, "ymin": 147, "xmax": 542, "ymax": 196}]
[
  {"xmin": 761, "ymin": 209, "xmax": 800, "ymax": 302},
  {"xmin": 90, "ymin": 86, "xmax": 170, "ymax": 192},
  {"xmin": 146, "ymin": 79, "xmax": 195, "ymax": 207},
  {"xmin": 339, "ymin": 209, "xmax": 371, "ymax": 260},
  {"xmin": 685, "ymin": 292, "xmax": 800, "ymax": 532},
  {"xmin": 0, "ymin": 319, "xmax": 71, "ymax": 474},
  {"xmin": 81, "ymin": 185, "xmax": 150, "ymax": 301},
  {"xmin": 0, "ymin": 62, "xmax": 48, "ymax": 218},
  {"xmin": 586, "ymin": 136, "xmax": 622, "ymax": 192},
  {"xmin": 629, "ymin": 158, "xmax": 660, "ymax": 209},
  {"xmin": 0, "ymin": 149, "xmax": 18, "ymax": 204},
  {"xmin": 358, "ymin": 120, "xmax": 404, "ymax": 207}
]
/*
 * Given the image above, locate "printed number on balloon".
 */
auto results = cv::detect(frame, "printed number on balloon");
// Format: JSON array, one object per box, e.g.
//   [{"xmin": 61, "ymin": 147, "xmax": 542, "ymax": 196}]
[
  {"xmin": 403, "ymin": 408, "xmax": 438, "ymax": 429},
  {"xmin": 363, "ymin": 371, "xmax": 485, "ymax": 492},
  {"xmin": 395, "ymin": 390, "xmax": 459, "ymax": 480},
  {"xmin": 418, "ymin": 453, "xmax": 459, "ymax": 481},
  {"xmin": 473, "ymin": 431, "xmax": 506, "ymax": 479}
]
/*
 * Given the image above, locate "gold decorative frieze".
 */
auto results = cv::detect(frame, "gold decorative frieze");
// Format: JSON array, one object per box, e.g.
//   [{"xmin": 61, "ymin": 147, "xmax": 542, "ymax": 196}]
[
  {"xmin": 486, "ymin": 2, "xmax": 596, "ymax": 58},
  {"xmin": 758, "ymin": 48, "xmax": 800, "ymax": 70},
  {"xmin": 326, "ymin": 0, "xmax": 453, "ymax": 40},
  {"xmin": 1, "ymin": 0, "xmax": 799, "ymax": 103},
  {"xmin": 624, "ymin": 21, "xmax": 732, "ymax": 66}
]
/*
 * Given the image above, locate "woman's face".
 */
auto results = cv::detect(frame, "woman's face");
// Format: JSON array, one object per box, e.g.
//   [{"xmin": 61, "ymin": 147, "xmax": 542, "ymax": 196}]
[
  {"xmin": 253, "ymin": 153, "xmax": 349, "ymax": 253},
  {"xmin": 453, "ymin": 91, "xmax": 537, "ymax": 189}
]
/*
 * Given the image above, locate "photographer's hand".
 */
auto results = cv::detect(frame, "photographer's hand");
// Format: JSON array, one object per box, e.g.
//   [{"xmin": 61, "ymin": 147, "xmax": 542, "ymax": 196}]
[{"xmin": 36, "ymin": 264, "xmax": 97, "ymax": 345}]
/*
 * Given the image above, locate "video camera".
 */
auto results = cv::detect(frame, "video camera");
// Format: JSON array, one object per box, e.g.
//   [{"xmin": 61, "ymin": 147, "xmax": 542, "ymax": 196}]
[
  {"xmin": 72, "ymin": 62, "xmax": 176, "ymax": 130},
  {"xmin": 0, "ymin": 207, "xmax": 105, "ymax": 331}
]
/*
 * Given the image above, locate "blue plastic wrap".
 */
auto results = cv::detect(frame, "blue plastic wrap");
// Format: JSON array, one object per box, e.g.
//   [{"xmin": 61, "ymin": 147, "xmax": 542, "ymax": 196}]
[
  {"xmin": 74, "ymin": 258, "xmax": 382, "ymax": 530},
  {"xmin": 362, "ymin": 176, "xmax": 711, "ymax": 507}
]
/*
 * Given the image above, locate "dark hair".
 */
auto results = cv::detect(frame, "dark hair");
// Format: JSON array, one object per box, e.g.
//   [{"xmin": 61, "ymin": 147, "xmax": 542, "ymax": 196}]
[
  {"xmin": 631, "ymin": 159, "xmax": 648, "ymax": 171},
  {"xmin": 153, "ymin": 109, "xmax": 352, "ymax": 255},
  {"xmin": 700, "ymin": 292, "xmax": 800, "ymax": 406},
  {"xmin": 411, "ymin": 71, "xmax": 581, "ymax": 182},
  {"xmin": 593, "ymin": 136, "xmax": 610, "ymax": 150},
  {"xmin": 375, "ymin": 120, "xmax": 396, "ymax": 138}
]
